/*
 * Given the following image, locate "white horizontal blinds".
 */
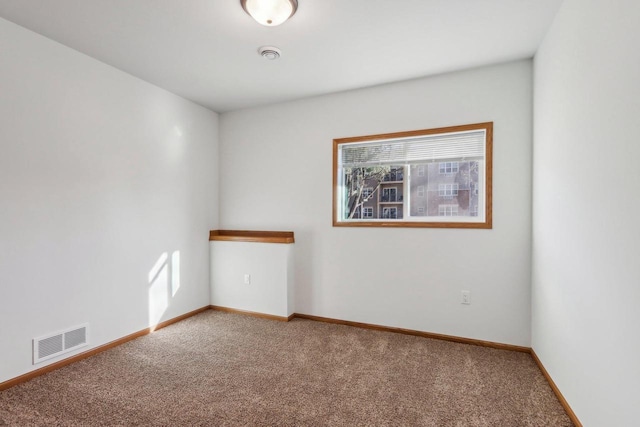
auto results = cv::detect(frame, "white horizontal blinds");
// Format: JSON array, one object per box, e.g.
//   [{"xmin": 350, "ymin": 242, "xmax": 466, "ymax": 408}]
[{"xmin": 340, "ymin": 129, "xmax": 486, "ymax": 167}]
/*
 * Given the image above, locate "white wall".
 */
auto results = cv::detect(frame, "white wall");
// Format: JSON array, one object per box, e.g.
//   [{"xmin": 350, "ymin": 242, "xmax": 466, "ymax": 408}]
[
  {"xmin": 0, "ymin": 18, "xmax": 218, "ymax": 383},
  {"xmin": 532, "ymin": 0, "xmax": 640, "ymax": 425},
  {"xmin": 210, "ymin": 241, "xmax": 294, "ymax": 317},
  {"xmin": 220, "ymin": 60, "xmax": 533, "ymax": 346}
]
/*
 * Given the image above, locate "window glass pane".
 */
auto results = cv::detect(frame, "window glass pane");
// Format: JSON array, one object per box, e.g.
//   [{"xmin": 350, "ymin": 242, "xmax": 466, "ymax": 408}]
[
  {"xmin": 341, "ymin": 164, "xmax": 404, "ymax": 220},
  {"xmin": 410, "ymin": 161, "xmax": 480, "ymax": 218}
]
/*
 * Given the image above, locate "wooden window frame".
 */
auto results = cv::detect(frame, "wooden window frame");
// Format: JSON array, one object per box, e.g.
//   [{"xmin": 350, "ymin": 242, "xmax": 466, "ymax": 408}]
[{"xmin": 332, "ymin": 122, "xmax": 493, "ymax": 229}]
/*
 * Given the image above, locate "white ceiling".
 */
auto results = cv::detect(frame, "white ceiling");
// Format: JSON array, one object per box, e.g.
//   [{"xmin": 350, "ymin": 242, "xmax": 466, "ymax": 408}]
[{"xmin": 0, "ymin": 0, "xmax": 563, "ymax": 113}]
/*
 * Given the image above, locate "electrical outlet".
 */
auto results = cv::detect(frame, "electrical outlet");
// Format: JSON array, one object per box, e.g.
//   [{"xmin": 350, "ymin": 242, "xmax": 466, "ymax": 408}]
[
  {"xmin": 243, "ymin": 274, "xmax": 251, "ymax": 285},
  {"xmin": 461, "ymin": 290, "xmax": 471, "ymax": 305}
]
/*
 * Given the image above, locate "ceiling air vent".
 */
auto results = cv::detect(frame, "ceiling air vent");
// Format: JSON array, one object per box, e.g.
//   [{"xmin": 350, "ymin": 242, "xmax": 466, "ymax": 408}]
[
  {"xmin": 33, "ymin": 324, "xmax": 89, "ymax": 364},
  {"xmin": 258, "ymin": 46, "xmax": 281, "ymax": 60}
]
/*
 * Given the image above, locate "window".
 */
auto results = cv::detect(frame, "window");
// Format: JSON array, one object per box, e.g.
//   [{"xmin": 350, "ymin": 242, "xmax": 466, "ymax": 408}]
[
  {"xmin": 439, "ymin": 162, "xmax": 459, "ymax": 174},
  {"xmin": 382, "ymin": 207, "xmax": 397, "ymax": 219},
  {"xmin": 438, "ymin": 183, "xmax": 458, "ymax": 197},
  {"xmin": 363, "ymin": 207, "xmax": 373, "ymax": 218},
  {"xmin": 381, "ymin": 187, "xmax": 397, "ymax": 202},
  {"xmin": 362, "ymin": 187, "xmax": 373, "ymax": 200},
  {"xmin": 384, "ymin": 168, "xmax": 403, "ymax": 182},
  {"xmin": 333, "ymin": 122, "xmax": 492, "ymax": 228},
  {"xmin": 439, "ymin": 205, "xmax": 458, "ymax": 216}
]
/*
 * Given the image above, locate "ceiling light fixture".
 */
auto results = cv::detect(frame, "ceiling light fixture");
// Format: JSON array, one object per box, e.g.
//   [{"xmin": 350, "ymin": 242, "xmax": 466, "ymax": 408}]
[{"xmin": 240, "ymin": 0, "xmax": 298, "ymax": 26}]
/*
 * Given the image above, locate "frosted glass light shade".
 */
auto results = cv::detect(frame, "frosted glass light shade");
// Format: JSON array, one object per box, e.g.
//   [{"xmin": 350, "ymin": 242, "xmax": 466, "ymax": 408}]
[{"xmin": 241, "ymin": 0, "xmax": 298, "ymax": 26}]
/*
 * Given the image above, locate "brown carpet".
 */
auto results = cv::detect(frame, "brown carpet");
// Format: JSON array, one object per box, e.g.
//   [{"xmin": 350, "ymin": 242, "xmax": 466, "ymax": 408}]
[{"xmin": 0, "ymin": 311, "xmax": 572, "ymax": 426}]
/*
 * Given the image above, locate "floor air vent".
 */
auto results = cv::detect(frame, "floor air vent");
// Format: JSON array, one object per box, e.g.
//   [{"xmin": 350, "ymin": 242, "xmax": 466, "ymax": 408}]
[{"xmin": 33, "ymin": 324, "xmax": 89, "ymax": 364}]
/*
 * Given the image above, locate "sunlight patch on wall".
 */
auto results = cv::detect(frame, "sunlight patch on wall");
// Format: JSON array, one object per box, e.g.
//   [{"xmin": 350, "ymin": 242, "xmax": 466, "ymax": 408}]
[
  {"xmin": 171, "ymin": 250, "xmax": 181, "ymax": 296},
  {"xmin": 148, "ymin": 252, "xmax": 168, "ymax": 284},
  {"xmin": 148, "ymin": 250, "xmax": 182, "ymax": 331},
  {"xmin": 148, "ymin": 252, "xmax": 169, "ymax": 331}
]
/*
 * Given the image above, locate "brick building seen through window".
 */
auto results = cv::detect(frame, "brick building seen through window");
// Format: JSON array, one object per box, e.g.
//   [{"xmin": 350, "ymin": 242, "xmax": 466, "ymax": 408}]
[{"xmin": 350, "ymin": 161, "xmax": 479, "ymax": 219}]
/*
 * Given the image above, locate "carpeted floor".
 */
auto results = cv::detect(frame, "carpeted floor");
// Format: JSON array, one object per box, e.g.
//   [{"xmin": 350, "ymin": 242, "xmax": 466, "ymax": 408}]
[{"xmin": 0, "ymin": 311, "xmax": 572, "ymax": 426}]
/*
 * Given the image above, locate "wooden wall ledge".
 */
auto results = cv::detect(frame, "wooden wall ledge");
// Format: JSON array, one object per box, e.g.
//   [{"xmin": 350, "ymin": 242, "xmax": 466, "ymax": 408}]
[{"xmin": 209, "ymin": 230, "xmax": 295, "ymax": 244}]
